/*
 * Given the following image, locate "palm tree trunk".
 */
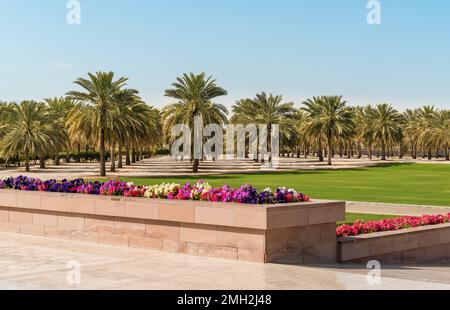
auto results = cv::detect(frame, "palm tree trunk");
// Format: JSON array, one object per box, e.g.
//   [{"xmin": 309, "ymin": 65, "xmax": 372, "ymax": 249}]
[
  {"xmin": 445, "ymin": 145, "xmax": 449, "ymax": 161},
  {"xmin": 368, "ymin": 144, "xmax": 373, "ymax": 160},
  {"xmin": 327, "ymin": 134, "xmax": 332, "ymax": 166},
  {"xmin": 25, "ymin": 157, "xmax": 30, "ymax": 172},
  {"xmin": 428, "ymin": 148, "xmax": 432, "ymax": 160},
  {"xmin": 381, "ymin": 140, "xmax": 387, "ymax": 160},
  {"xmin": 193, "ymin": 159, "xmax": 200, "ymax": 173},
  {"xmin": 39, "ymin": 155, "xmax": 46, "ymax": 169},
  {"xmin": 110, "ymin": 141, "xmax": 116, "ymax": 173},
  {"xmin": 125, "ymin": 143, "xmax": 131, "ymax": 166},
  {"xmin": 99, "ymin": 128, "xmax": 106, "ymax": 177},
  {"xmin": 55, "ymin": 154, "xmax": 60, "ymax": 166},
  {"xmin": 318, "ymin": 143, "xmax": 324, "ymax": 162},
  {"xmin": 132, "ymin": 147, "xmax": 136, "ymax": 163},
  {"xmin": 118, "ymin": 142, "xmax": 123, "ymax": 169}
]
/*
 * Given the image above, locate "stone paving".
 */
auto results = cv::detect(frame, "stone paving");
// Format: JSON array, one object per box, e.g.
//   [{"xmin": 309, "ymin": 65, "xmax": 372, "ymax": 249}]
[{"xmin": 0, "ymin": 231, "xmax": 449, "ymax": 290}]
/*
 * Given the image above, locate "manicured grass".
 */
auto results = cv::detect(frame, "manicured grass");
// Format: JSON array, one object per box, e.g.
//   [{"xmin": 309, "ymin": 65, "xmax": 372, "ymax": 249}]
[
  {"xmin": 339, "ymin": 213, "xmax": 399, "ymax": 226},
  {"xmin": 100, "ymin": 163, "xmax": 450, "ymax": 206}
]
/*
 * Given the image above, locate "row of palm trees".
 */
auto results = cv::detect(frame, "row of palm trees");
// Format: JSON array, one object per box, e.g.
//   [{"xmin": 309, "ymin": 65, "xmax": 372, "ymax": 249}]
[
  {"xmin": 0, "ymin": 72, "xmax": 161, "ymax": 175},
  {"xmin": 1, "ymin": 71, "xmax": 449, "ymax": 175}
]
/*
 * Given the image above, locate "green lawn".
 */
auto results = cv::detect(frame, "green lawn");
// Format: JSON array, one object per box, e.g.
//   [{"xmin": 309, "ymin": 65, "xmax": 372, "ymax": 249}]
[
  {"xmin": 101, "ymin": 163, "xmax": 450, "ymax": 206},
  {"xmin": 339, "ymin": 213, "xmax": 399, "ymax": 225}
]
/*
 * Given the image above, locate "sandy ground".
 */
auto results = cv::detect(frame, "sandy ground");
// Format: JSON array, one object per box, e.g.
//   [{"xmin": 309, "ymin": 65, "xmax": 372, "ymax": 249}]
[{"xmin": 1, "ymin": 156, "xmax": 448, "ymax": 180}]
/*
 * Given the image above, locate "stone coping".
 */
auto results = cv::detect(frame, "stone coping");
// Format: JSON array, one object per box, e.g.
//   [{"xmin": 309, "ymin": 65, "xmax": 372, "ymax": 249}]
[
  {"xmin": 0, "ymin": 189, "xmax": 345, "ymax": 230},
  {"xmin": 338, "ymin": 222, "xmax": 450, "ymax": 242},
  {"xmin": 338, "ymin": 223, "xmax": 450, "ymax": 262}
]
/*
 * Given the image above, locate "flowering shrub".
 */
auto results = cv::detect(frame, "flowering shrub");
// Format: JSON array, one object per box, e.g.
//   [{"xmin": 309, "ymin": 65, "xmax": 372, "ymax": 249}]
[
  {"xmin": 0, "ymin": 176, "xmax": 311, "ymax": 205},
  {"xmin": 144, "ymin": 183, "xmax": 181, "ymax": 199},
  {"xmin": 336, "ymin": 214, "xmax": 450, "ymax": 237}
]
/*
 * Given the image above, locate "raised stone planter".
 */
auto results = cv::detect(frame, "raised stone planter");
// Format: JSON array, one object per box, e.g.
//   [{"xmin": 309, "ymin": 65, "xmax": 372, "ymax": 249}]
[
  {"xmin": 338, "ymin": 223, "xmax": 450, "ymax": 263},
  {"xmin": 0, "ymin": 189, "xmax": 344, "ymax": 263}
]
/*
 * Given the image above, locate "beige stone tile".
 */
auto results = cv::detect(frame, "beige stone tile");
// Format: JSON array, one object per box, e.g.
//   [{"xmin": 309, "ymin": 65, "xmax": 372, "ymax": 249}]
[
  {"xmin": 9, "ymin": 210, "xmax": 33, "ymax": 224},
  {"xmin": 238, "ymin": 248, "xmax": 266, "ymax": 263},
  {"xmin": 33, "ymin": 212, "xmax": 58, "ymax": 227},
  {"xmin": 130, "ymin": 235, "xmax": 163, "ymax": 251},
  {"xmin": 180, "ymin": 223, "xmax": 217, "ymax": 244},
  {"xmin": 20, "ymin": 223, "xmax": 45, "ymax": 235},
  {"xmin": 99, "ymin": 232, "xmax": 130, "ymax": 247},
  {"xmin": 71, "ymin": 231, "xmax": 99, "ymax": 243},
  {"xmin": 0, "ymin": 209, "xmax": 9, "ymax": 222},
  {"xmin": 267, "ymin": 208, "xmax": 307, "ymax": 229},
  {"xmin": 216, "ymin": 227, "xmax": 265, "ymax": 249},
  {"xmin": 58, "ymin": 213, "xmax": 85, "ymax": 231},
  {"xmin": 114, "ymin": 218, "xmax": 146, "ymax": 237},
  {"xmin": 195, "ymin": 206, "xmax": 234, "ymax": 227},
  {"xmin": 85, "ymin": 215, "xmax": 114, "ymax": 233},
  {"xmin": 65, "ymin": 196, "xmax": 95, "ymax": 214},
  {"xmin": 44, "ymin": 226, "xmax": 71, "ymax": 239},
  {"xmin": 0, "ymin": 220, "xmax": 20, "ymax": 232},
  {"xmin": 95, "ymin": 199, "xmax": 125, "ymax": 217},
  {"xmin": 125, "ymin": 200, "xmax": 158, "ymax": 220},
  {"xmin": 158, "ymin": 204, "xmax": 195, "ymax": 223},
  {"xmin": 0, "ymin": 191, "xmax": 16, "ymax": 207},
  {"xmin": 146, "ymin": 220, "xmax": 180, "ymax": 241},
  {"xmin": 198, "ymin": 244, "xmax": 238, "ymax": 260},
  {"xmin": 16, "ymin": 192, "xmax": 41, "ymax": 209},
  {"xmin": 234, "ymin": 208, "xmax": 267, "ymax": 229},
  {"xmin": 308, "ymin": 203, "xmax": 345, "ymax": 225},
  {"xmin": 39, "ymin": 194, "xmax": 67, "ymax": 212}
]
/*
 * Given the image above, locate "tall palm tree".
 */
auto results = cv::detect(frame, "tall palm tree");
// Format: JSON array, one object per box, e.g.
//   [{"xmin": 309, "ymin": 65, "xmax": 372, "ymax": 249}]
[
  {"xmin": 302, "ymin": 96, "xmax": 354, "ymax": 165},
  {"xmin": 369, "ymin": 104, "xmax": 402, "ymax": 160},
  {"xmin": 66, "ymin": 71, "xmax": 128, "ymax": 176},
  {"xmin": 0, "ymin": 101, "xmax": 58, "ymax": 172},
  {"xmin": 163, "ymin": 72, "xmax": 228, "ymax": 173}
]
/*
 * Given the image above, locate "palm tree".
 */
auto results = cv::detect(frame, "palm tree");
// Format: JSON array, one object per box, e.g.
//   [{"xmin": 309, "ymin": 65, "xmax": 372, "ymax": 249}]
[
  {"xmin": 231, "ymin": 93, "xmax": 296, "ymax": 162},
  {"xmin": 302, "ymin": 96, "xmax": 354, "ymax": 165},
  {"xmin": 163, "ymin": 72, "xmax": 228, "ymax": 173},
  {"xmin": 45, "ymin": 97, "xmax": 74, "ymax": 165},
  {"xmin": 0, "ymin": 101, "xmax": 57, "ymax": 172},
  {"xmin": 66, "ymin": 71, "xmax": 128, "ymax": 176},
  {"xmin": 416, "ymin": 106, "xmax": 438, "ymax": 160},
  {"xmin": 402, "ymin": 109, "xmax": 421, "ymax": 159},
  {"xmin": 431, "ymin": 110, "xmax": 450, "ymax": 160},
  {"xmin": 369, "ymin": 104, "xmax": 402, "ymax": 160}
]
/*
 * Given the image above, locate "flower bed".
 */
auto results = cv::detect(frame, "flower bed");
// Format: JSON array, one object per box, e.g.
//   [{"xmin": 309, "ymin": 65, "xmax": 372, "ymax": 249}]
[
  {"xmin": 336, "ymin": 214, "xmax": 450, "ymax": 237},
  {"xmin": 0, "ymin": 176, "xmax": 310, "ymax": 205}
]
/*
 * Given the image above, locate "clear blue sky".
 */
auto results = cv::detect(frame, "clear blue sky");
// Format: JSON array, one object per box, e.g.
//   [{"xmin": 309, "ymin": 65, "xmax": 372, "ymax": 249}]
[{"xmin": 0, "ymin": 0, "xmax": 449, "ymax": 110}]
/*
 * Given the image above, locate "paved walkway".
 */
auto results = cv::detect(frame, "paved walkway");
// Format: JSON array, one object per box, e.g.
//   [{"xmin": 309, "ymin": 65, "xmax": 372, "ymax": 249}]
[
  {"xmin": 1, "ymin": 232, "xmax": 449, "ymax": 290},
  {"xmin": 347, "ymin": 202, "xmax": 450, "ymax": 216},
  {"xmin": 1, "ymin": 156, "xmax": 448, "ymax": 180}
]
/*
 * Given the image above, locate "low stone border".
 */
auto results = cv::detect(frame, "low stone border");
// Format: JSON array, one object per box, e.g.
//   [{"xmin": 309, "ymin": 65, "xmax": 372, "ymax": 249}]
[
  {"xmin": 0, "ymin": 189, "xmax": 345, "ymax": 263},
  {"xmin": 338, "ymin": 223, "xmax": 450, "ymax": 263}
]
